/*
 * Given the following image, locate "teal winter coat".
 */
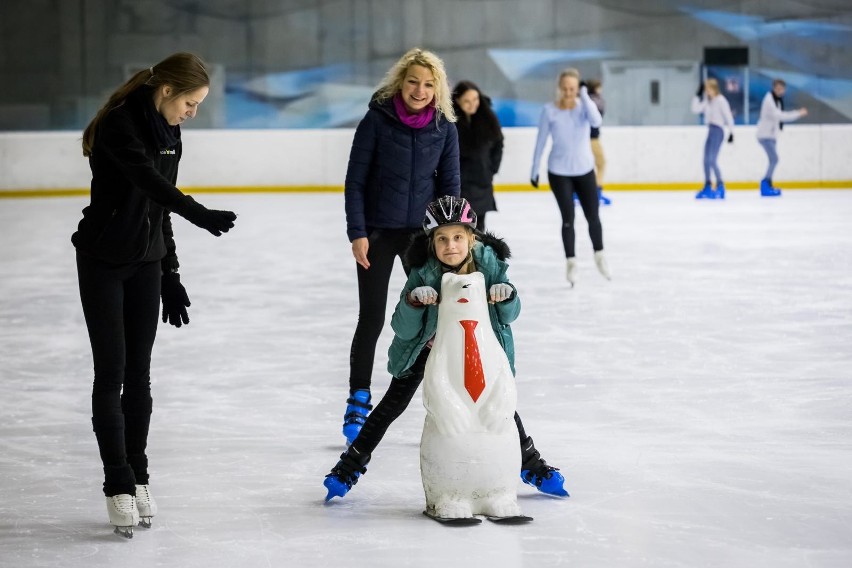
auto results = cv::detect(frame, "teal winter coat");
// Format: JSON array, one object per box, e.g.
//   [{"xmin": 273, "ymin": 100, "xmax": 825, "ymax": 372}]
[{"xmin": 387, "ymin": 232, "xmax": 520, "ymax": 378}]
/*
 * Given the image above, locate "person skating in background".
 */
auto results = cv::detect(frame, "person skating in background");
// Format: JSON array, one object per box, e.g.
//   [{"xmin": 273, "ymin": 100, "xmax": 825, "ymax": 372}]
[
  {"xmin": 452, "ymin": 80, "xmax": 504, "ymax": 232},
  {"xmin": 324, "ymin": 196, "xmax": 568, "ymax": 502},
  {"xmin": 73, "ymin": 52, "xmax": 237, "ymax": 538},
  {"xmin": 586, "ymin": 79, "xmax": 612, "ymax": 206},
  {"xmin": 342, "ymin": 48, "xmax": 460, "ymax": 446},
  {"xmin": 691, "ymin": 78, "xmax": 734, "ymax": 200},
  {"xmin": 756, "ymin": 79, "xmax": 808, "ymax": 197},
  {"xmin": 531, "ymin": 68, "xmax": 610, "ymax": 287}
]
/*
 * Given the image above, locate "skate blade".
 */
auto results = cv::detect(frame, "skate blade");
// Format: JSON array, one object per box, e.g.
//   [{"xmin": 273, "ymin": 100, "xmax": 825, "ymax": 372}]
[
  {"xmin": 486, "ymin": 515, "xmax": 534, "ymax": 524},
  {"xmin": 138, "ymin": 517, "xmax": 152, "ymax": 528},
  {"xmin": 113, "ymin": 526, "xmax": 134, "ymax": 539},
  {"xmin": 423, "ymin": 511, "xmax": 482, "ymax": 526}
]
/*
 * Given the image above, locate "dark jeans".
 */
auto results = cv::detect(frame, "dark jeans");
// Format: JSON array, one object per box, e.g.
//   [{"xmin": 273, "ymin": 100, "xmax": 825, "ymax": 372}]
[
  {"xmin": 352, "ymin": 349, "xmax": 529, "ymax": 457},
  {"xmin": 349, "ymin": 228, "xmax": 417, "ymax": 393},
  {"xmin": 547, "ymin": 170, "xmax": 604, "ymax": 257},
  {"xmin": 77, "ymin": 252, "xmax": 160, "ymax": 496}
]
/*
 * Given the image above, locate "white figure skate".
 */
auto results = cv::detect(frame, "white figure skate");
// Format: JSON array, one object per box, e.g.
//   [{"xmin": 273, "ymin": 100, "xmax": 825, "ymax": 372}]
[
  {"xmin": 107, "ymin": 494, "xmax": 139, "ymax": 538},
  {"xmin": 135, "ymin": 484, "xmax": 157, "ymax": 528}
]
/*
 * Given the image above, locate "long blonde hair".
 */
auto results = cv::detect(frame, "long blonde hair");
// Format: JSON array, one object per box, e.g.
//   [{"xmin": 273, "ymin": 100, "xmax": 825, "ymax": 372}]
[
  {"xmin": 374, "ymin": 48, "xmax": 456, "ymax": 123},
  {"xmin": 82, "ymin": 52, "xmax": 209, "ymax": 157}
]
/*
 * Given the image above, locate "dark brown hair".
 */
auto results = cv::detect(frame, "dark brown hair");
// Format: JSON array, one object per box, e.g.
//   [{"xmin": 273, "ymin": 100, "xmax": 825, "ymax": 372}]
[
  {"xmin": 452, "ymin": 80, "xmax": 503, "ymax": 150},
  {"xmin": 82, "ymin": 52, "xmax": 209, "ymax": 156}
]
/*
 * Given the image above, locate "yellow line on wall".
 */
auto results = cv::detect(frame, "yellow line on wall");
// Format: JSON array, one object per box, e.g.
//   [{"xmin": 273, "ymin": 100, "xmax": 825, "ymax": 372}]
[{"xmin": 2, "ymin": 181, "xmax": 851, "ymax": 198}]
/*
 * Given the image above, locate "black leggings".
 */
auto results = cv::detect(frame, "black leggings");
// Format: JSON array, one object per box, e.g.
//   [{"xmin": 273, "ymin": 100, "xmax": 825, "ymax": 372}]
[
  {"xmin": 77, "ymin": 252, "xmax": 160, "ymax": 496},
  {"xmin": 548, "ymin": 170, "xmax": 603, "ymax": 257},
  {"xmin": 349, "ymin": 228, "xmax": 417, "ymax": 392},
  {"xmin": 352, "ymin": 349, "xmax": 528, "ymax": 457}
]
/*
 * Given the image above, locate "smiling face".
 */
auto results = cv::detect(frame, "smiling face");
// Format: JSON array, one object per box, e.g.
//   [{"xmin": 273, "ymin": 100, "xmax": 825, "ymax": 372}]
[
  {"xmin": 456, "ymin": 88, "xmax": 480, "ymax": 117},
  {"xmin": 433, "ymin": 225, "xmax": 472, "ymax": 266},
  {"xmin": 400, "ymin": 64, "xmax": 436, "ymax": 113},
  {"xmin": 155, "ymin": 85, "xmax": 209, "ymax": 126}
]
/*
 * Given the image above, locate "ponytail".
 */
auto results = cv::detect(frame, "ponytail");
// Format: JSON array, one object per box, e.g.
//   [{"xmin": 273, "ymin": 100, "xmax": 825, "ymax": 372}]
[{"xmin": 82, "ymin": 52, "xmax": 209, "ymax": 157}]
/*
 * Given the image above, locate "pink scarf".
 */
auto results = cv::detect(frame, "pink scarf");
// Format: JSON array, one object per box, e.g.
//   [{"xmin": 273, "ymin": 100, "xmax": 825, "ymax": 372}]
[{"xmin": 393, "ymin": 94, "xmax": 436, "ymax": 129}]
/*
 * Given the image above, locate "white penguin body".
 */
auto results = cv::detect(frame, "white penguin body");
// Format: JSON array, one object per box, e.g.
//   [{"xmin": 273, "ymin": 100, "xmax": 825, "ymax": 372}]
[{"xmin": 420, "ymin": 271, "xmax": 522, "ymax": 519}]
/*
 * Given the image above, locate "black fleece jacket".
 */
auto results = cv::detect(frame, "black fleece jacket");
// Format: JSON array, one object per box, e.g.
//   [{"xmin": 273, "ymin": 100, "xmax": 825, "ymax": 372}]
[{"xmin": 72, "ymin": 87, "xmax": 185, "ymax": 272}]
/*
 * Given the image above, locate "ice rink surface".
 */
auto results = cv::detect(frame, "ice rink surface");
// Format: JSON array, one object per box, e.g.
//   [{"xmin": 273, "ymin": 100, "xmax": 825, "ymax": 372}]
[{"xmin": 1, "ymin": 190, "xmax": 851, "ymax": 567}]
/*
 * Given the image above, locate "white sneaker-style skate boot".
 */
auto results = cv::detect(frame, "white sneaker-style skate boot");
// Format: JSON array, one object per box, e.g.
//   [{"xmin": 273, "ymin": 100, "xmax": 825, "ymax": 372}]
[
  {"xmin": 107, "ymin": 494, "xmax": 139, "ymax": 538},
  {"xmin": 594, "ymin": 250, "xmax": 611, "ymax": 280},
  {"xmin": 566, "ymin": 258, "xmax": 579, "ymax": 287},
  {"xmin": 135, "ymin": 484, "xmax": 157, "ymax": 528}
]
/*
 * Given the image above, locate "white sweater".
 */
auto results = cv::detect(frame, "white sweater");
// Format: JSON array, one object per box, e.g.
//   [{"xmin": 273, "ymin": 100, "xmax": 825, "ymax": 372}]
[
  {"xmin": 691, "ymin": 94, "xmax": 734, "ymax": 134},
  {"xmin": 756, "ymin": 92, "xmax": 804, "ymax": 140}
]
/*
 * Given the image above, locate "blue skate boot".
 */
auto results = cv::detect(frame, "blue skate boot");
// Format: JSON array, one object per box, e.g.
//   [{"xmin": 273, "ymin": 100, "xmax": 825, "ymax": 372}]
[
  {"xmin": 760, "ymin": 178, "xmax": 781, "ymax": 197},
  {"xmin": 342, "ymin": 389, "xmax": 372, "ymax": 446},
  {"xmin": 695, "ymin": 182, "xmax": 715, "ymax": 199},
  {"xmin": 324, "ymin": 447, "xmax": 370, "ymax": 501},
  {"xmin": 715, "ymin": 181, "xmax": 726, "ymax": 200},
  {"xmin": 598, "ymin": 186, "xmax": 612, "ymax": 206},
  {"xmin": 520, "ymin": 436, "xmax": 569, "ymax": 497}
]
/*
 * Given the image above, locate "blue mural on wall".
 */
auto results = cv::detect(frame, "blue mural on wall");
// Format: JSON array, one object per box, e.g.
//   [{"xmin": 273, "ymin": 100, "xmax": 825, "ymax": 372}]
[{"xmin": 212, "ymin": 5, "xmax": 852, "ymax": 129}]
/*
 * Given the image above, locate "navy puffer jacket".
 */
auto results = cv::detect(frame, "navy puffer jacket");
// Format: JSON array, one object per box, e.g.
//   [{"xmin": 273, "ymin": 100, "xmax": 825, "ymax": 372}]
[{"xmin": 345, "ymin": 96, "xmax": 460, "ymax": 241}]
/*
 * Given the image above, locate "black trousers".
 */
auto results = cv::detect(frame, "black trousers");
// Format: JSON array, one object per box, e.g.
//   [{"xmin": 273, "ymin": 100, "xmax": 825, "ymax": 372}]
[
  {"xmin": 77, "ymin": 252, "xmax": 160, "ymax": 496},
  {"xmin": 548, "ymin": 170, "xmax": 604, "ymax": 257},
  {"xmin": 349, "ymin": 228, "xmax": 417, "ymax": 393},
  {"xmin": 352, "ymin": 349, "xmax": 529, "ymax": 457}
]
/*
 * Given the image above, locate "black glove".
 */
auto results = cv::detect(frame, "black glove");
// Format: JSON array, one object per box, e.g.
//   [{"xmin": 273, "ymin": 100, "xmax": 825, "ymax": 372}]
[
  {"xmin": 161, "ymin": 273, "xmax": 190, "ymax": 327},
  {"xmin": 696, "ymin": 82, "xmax": 705, "ymax": 98},
  {"xmin": 530, "ymin": 175, "xmax": 539, "ymax": 188},
  {"xmin": 173, "ymin": 195, "xmax": 236, "ymax": 237},
  {"xmin": 727, "ymin": 133, "xmax": 734, "ymax": 143},
  {"xmin": 579, "ymin": 80, "xmax": 588, "ymax": 90}
]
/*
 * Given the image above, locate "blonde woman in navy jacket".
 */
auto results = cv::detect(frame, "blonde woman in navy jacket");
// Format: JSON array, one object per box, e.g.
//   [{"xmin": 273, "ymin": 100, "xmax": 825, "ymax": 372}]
[{"xmin": 341, "ymin": 48, "xmax": 460, "ymax": 446}]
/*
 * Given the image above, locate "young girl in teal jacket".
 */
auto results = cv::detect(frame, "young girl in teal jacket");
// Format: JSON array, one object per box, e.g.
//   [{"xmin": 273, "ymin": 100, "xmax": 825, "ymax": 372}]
[{"xmin": 325, "ymin": 196, "xmax": 568, "ymax": 501}]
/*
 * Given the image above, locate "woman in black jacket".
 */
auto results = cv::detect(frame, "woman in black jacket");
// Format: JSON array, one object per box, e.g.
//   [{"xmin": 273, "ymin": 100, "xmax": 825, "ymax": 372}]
[
  {"xmin": 72, "ymin": 52, "xmax": 236, "ymax": 538},
  {"xmin": 341, "ymin": 48, "xmax": 460, "ymax": 446},
  {"xmin": 452, "ymin": 81, "xmax": 504, "ymax": 231}
]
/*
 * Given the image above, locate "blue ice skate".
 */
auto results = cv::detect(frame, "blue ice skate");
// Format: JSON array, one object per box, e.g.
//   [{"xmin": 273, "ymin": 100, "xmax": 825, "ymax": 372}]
[
  {"xmin": 715, "ymin": 181, "xmax": 726, "ymax": 200},
  {"xmin": 520, "ymin": 436, "xmax": 569, "ymax": 497},
  {"xmin": 598, "ymin": 186, "xmax": 612, "ymax": 206},
  {"xmin": 760, "ymin": 178, "xmax": 781, "ymax": 197},
  {"xmin": 323, "ymin": 447, "xmax": 370, "ymax": 501},
  {"xmin": 695, "ymin": 183, "xmax": 715, "ymax": 199},
  {"xmin": 521, "ymin": 467, "xmax": 569, "ymax": 497},
  {"xmin": 342, "ymin": 389, "xmax": 372, "ymax": 446}
]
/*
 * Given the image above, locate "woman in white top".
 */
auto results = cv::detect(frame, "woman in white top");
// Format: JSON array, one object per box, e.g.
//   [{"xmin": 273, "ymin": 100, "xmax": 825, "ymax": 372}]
[
  {"xmin": 691, "ymin": 78, "xmax": 734, "ymax": 199},
  {"xmin": 756, "ymin": 79, "xmax": 807, "ymax": 196},
  {"xmin": 531, "ymin": 68, "xmax": 609, "ymax": 286}
]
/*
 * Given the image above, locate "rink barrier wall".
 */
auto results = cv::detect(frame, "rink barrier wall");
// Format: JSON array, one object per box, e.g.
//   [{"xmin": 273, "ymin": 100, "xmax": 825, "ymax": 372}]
[{"xmin": 2, "ymin": 125, "xmax": 851, "ymax": 196}]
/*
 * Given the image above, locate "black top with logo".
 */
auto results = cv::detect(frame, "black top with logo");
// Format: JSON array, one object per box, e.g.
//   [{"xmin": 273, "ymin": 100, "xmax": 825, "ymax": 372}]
[{"xmin": 72, "ymin": 87, "xmax": 183, "ymax": 271}]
